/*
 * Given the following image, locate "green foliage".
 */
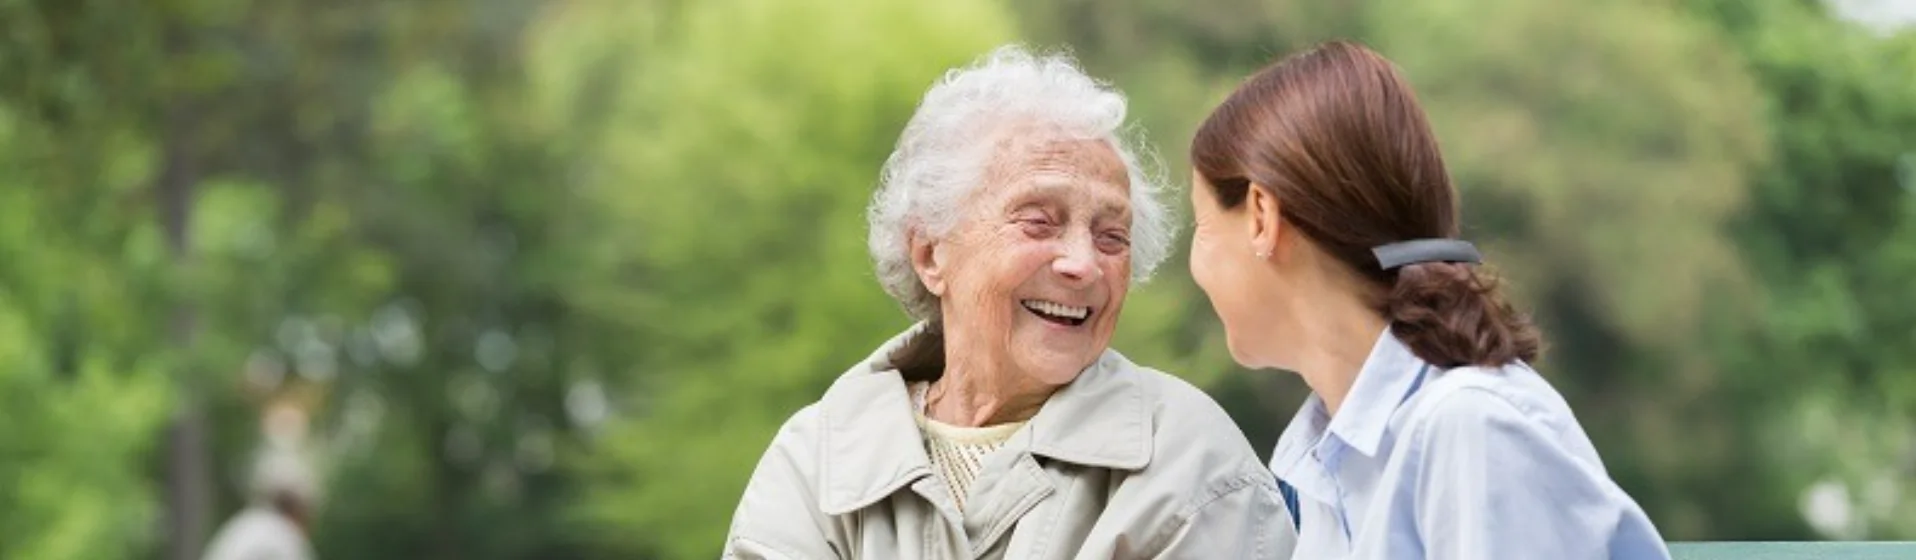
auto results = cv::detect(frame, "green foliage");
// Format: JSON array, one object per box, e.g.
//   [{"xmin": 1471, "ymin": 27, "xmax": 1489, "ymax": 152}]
[
  {"xmin": 1688, "ymin": 0, "xmax": 1916, "ymax": 539},
  {"xmin": 0, "ymin": 308, "xmax": 170, "ymax": 560},
  {"xmin": 0, "ymin": 111, "xmax": 173, "ymax": 560}
]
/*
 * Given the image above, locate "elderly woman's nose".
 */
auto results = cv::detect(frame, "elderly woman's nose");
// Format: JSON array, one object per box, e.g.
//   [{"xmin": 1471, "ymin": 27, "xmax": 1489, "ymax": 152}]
[{"xmin": 1051, "ymin": 232, "xmax": 1103, "ymax": 284}]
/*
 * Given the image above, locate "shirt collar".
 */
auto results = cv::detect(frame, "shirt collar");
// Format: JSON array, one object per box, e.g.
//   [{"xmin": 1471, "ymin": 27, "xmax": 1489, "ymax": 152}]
[
  {"xmin": 816, "ymin": 322, "xmax": 1153, "ymax": 515},
  {"xmin": 1267, "ymin": 392, "xmax": 1330, "ymax": 482},
  {"xmin": 1324, "ymin": 328, "xmax": 1429, "ymax": 457},
  {"xmin": 1268, "ymin": 328, "xmax": 1430, "ymax": 500}
]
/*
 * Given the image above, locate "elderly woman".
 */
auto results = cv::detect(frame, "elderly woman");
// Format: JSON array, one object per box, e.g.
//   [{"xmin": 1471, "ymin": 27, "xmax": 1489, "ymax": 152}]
[{"xmin": 723, "ymin": 46, "xmax": 1284, "ymax": 559}]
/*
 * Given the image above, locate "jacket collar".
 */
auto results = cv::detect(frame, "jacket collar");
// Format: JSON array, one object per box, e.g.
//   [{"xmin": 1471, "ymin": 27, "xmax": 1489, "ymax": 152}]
[
  {"xmin": 1023, "ymin": 350, "xmax": 1152, "ymax": 469},
  {"xmin": 817, "ymin": 322, "xmax": 1154, "ymax": 515}
]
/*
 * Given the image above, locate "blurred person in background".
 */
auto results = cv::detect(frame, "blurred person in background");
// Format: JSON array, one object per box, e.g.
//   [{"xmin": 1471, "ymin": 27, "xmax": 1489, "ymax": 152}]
[
  {"xmin": 1186, "ymin": 40, "xmax": 1671, "ymax": 559},
  {"xmin": 722, "ymin": 45, "xmax": 1285, "ymax": 559},
  {"xmin": 199, "ymin": 442, "xmax": 320, "ymax": 560}
]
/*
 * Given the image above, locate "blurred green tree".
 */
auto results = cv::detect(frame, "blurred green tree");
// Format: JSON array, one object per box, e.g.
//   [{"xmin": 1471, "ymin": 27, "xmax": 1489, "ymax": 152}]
[
  {"xmin": 1685, "ymin": 0, "xmax": 1916, "ymax": 539},
  {"xmin": 0, "ymin": 122, "xmax": 174, "ymax": 559}
]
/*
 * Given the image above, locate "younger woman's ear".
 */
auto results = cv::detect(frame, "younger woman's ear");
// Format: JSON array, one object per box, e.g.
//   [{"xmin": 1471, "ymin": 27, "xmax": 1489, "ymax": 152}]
[{"xmin": 1246, "ymin": 184, "xmax": 1284, "ymax": 260}]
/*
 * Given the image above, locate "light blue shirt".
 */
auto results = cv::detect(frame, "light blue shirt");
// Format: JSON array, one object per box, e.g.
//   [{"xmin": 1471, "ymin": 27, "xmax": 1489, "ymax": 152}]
[{"xmin": 1267, "ymin": 329, "xmax": 1672, "ymax": 559}]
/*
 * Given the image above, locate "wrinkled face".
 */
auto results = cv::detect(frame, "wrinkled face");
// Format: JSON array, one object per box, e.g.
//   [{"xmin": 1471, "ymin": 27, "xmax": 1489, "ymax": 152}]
[
  {"xmin": 1188, "ymin": 172, "xmax": 1284, "ymax": 368},
  {"xmin": 915, "ymin": 131, "xmax": 1133, "ymax": 387}
]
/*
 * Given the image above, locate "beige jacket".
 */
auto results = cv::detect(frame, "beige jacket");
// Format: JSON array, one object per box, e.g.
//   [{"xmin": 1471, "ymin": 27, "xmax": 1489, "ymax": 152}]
[{"xmin": 723, "ymin": 327, "xmax": 1287, "ymax": 559}]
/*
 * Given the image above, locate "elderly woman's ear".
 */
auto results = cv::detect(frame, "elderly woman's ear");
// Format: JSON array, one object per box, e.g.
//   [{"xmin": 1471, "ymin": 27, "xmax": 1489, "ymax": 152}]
[{"xmin": 907, "ymin": 229, "xmax": 949, "ymax": 297}]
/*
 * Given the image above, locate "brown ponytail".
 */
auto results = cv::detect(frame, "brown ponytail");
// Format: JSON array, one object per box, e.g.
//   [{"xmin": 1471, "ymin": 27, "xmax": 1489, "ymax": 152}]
[
  {"xmin": 1387, "ymin": 262, "xmax": 1540, "ymax": 367},
  {"xmin": 1191, "ymin": 40, "xmax": 1542, "ymax": 368}
]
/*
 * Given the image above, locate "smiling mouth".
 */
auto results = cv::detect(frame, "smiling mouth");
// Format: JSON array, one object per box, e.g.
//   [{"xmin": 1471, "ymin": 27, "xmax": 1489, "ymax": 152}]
[{"xmin": 1021, "ymin": 299, "xmax": 1091, "ymax": 327}]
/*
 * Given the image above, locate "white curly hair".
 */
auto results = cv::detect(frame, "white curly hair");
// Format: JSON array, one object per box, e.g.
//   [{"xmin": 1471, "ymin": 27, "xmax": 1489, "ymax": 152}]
[{"xmin": 867, "ymin": 45, "xmax": 1175, "ymax": 320}]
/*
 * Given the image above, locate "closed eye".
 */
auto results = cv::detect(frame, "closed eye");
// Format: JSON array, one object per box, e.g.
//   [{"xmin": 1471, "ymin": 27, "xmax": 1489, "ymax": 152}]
[{"xmin": 1018, "ymin": 217, "xmax": 1060, "ymax": 238}]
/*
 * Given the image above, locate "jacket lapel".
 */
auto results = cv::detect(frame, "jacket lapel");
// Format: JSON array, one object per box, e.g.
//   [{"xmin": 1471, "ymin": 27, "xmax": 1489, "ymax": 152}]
[
  {"xmin": 814, "ymin": 325, "xmax": 1164, "ymax": 560},
  {"xmin": 959, "ymin": 431, "xmax": 1055, "ymax": 556},
  {"xmin": 817, "ymin": 328, "xmax": 938, "ymax": 516}
]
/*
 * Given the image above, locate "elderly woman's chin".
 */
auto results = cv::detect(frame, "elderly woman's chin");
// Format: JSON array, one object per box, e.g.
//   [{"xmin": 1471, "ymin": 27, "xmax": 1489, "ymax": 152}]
[{"xmin": 1008, "ymin": 304, "xmax": 1120, "ymax": 386}]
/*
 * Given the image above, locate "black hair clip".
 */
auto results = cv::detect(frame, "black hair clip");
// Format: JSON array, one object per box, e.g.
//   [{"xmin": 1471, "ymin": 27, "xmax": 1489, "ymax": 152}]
[{"xmin": 1371, "ymin": 239, "xmax": 1481, "ymax": 271}]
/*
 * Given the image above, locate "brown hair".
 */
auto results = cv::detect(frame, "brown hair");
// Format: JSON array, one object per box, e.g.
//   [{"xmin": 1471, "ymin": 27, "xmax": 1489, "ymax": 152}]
[{"xmin": 1190, "ymin": 40, "xmax": 1540, "ymax": 368}]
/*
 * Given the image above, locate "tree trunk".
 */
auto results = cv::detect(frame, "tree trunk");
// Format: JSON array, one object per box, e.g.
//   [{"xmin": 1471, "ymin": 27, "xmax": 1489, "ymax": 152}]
[{"xmin": 159, "ymin": 92, "xmax": 213, "ymax": 560}]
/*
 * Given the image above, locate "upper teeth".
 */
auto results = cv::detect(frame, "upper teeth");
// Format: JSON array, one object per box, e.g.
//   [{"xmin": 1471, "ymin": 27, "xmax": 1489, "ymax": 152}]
[{"xmin": 1023, "ymin": 300, "xmax": 1089, "ymax": 320}]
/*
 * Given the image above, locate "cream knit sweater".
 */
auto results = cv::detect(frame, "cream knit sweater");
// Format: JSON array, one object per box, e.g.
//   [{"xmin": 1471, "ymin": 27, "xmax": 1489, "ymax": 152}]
[{"xmin": 909, "ymin": 381, "xmax": 1026, "ymax": 512}]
